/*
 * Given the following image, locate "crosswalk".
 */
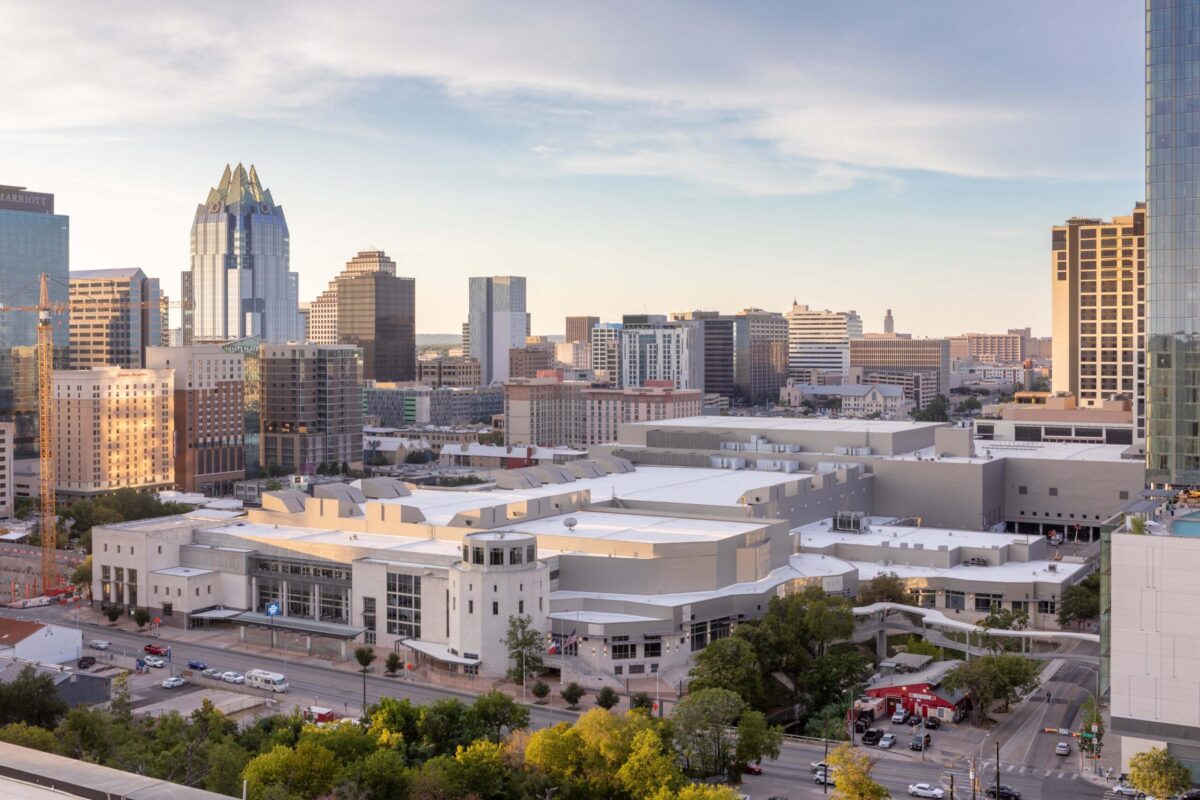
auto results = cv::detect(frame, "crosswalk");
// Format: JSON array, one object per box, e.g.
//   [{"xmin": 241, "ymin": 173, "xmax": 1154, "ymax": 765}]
[{"xmin": 942, "ymin": 760, "xmax": 1082, "ymax": 789}]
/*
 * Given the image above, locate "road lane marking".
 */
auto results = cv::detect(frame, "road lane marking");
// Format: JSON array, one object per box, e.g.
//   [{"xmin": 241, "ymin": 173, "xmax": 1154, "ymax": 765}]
[
  {"xmin": 1044, "ymin": 768, "xmax": 1052, "ymax": 776},
  {"xmin": 1006, "ymin": 765, "xmax": 1015, "ymax": 772}
]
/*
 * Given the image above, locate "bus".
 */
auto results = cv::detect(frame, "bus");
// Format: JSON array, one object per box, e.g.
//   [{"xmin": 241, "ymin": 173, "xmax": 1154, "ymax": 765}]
[{"xmin": 245, "ymin": 669, "xmax": 289, "ymax": 693}]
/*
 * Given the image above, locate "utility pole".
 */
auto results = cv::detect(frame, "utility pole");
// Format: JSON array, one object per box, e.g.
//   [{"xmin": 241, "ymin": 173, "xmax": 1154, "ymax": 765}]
[
  {"xmin": 950, "ymin": 773, "xmax": 955, "ymax": 800},
  {"xmin": 995, "ymin": 741, "xmax": 1001, "ymax": 800}
]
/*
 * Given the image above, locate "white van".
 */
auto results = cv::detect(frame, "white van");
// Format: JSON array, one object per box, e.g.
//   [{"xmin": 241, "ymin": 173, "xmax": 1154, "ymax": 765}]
[{"xmin": 245, "ymin": 669, "xmax": 289, "ymax": 693}]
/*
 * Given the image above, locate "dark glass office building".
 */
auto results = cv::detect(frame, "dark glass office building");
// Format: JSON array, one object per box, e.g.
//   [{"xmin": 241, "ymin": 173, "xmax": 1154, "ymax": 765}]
[
  {"xmin": 0, "ymin": 185, "xmax": 69, "ymax": 457},
  {"xmin": 1147, "ymin": 2, "xmax": 1200, "ymax": 485},
  {"xmin": 335, "ymin": 251, "xmax": 415, "ymax": 382}
]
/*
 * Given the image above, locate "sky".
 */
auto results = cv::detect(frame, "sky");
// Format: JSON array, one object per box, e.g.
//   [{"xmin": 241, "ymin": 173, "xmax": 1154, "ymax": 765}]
[{"xmin": 0, "ymin": 1, "xmax": 1142, "ymax": 337}]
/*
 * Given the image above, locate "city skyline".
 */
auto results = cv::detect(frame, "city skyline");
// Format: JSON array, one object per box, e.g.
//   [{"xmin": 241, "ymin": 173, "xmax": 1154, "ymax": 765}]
[{"xmin": 1, "ymin": 2, "xmax": 1140, "ymax": 337}]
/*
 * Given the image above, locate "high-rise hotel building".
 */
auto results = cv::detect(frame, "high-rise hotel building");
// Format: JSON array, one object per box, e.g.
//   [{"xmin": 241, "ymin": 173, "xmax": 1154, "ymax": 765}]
[
  {"xmin": 183, "ymin": 164, "xmax": 301, "ymax": 344},
  {"xmin": 69, "ymin": 268, "xmax": 163, "ymax": 369},
  {"xmin": 1050, "ymin": 206, "xmax": 1145, "ymax": 438},
  {"xmin": 786, "ymin": 303, "xmax": 862, "ymax": 379},
  {"xmin": 52, "ymin": 367, "xmax": 175, "ymax": 497},
  {"xmin": 468, "ymin": 276, "xmax": 529, "ymax": 384},
  {"xmin": 0, "ymin": 185, "xmax": 68, "ymax": 457}
]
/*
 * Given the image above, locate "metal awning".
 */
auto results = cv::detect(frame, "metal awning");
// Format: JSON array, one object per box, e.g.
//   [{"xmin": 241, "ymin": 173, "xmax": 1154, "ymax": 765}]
[
  {"xmin": 401, "ymin": 638, "xmax": 481, "ymax": 665},
  {"xmin": 190, "ymin": 608, "xmax": 246, "ymax": 620},
  {"xmin": 231, "ymin": 612, "xmax": 366, "ymax": 640}
]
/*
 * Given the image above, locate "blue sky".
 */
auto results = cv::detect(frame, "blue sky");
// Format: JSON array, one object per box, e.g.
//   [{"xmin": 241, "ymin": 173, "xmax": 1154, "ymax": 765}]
[{"xmin": 0, "ymin": 1, "xmax": 1142, "ymax": 336}]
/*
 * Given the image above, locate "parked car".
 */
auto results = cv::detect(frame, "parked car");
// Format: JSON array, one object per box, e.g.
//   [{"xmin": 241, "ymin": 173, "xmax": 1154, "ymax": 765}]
[
  {"xmin": 813, "ymin": 771, "xmax": 835, "ymax": 787},
  {"xmin": 908, "ymin": 784, "xmax": 945, "ymax": 799},
  {"xmin": 891, "ymin": 709, "xmax": 909, "ymax": 724},
  {"xmin": 76, "ymin": 656, "xmax": 96, "ymax": 670},
  {"xmin": 162, "ymin": 675, "xmax": 186, "ymax": 689},
  {"xmin": 88, "ymin": 639, "xmax": 110, "ymax": 650},
  {"xmin": 923, "ymin": 716, "xmax": 941, "ymax": 730},
  {"xmin": 742, "ymin": 761, "xmax": 763, "ymax": 776},
  {"xmin": 984, "ymin": 785, "xmax": 1021, "ymax": 800},
  {"xmin": 910, "ymin": 732, "xmax": 932, "ymax": 751},
  {"xmin": 861, "ymin": 728, "xmax": 884, "ymax": 746},
  {"xmin": 186, "ymin": 659, "xmax": 207, "ymax": 671},
  {"xmin": 810, "ymin": 761, "xmax": 828, "ymax": 773},
  {"xmin": 878, "ymin": 733, "xmax": 898, "ymax": 749},
  {"xmin": 1110, "ymin": 787, "xmax": 1141, "ymax": 799},
  {"xmin": 221, "ymin": 671, "xmax": 244, "ymax": 684},
  {"xmin": 202, "ymin": 668, "xmax": 223, "ymax": 679},
  {"xmin": 143, "ymin": 643, "xmax": 169, "ymax": 656},
  {"xmin": 143, "ymin": 655, "xmax": 165, "ymax": 668},
  {"xmin": 1055, "ymin": 741, "xmax": 1070, "ymax": 756}
]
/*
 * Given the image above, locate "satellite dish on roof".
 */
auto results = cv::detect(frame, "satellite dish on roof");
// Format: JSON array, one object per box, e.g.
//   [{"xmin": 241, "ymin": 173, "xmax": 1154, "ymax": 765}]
[{"xmin": 564, "ymin": 517, "xmax": 578, "ymax": 531}]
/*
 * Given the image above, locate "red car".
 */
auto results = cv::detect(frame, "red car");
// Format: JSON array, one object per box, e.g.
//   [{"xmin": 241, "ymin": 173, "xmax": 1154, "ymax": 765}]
[
  {"xmin": 742, "ymin": 762, "xmax": 763, "ymax": 775},
  {"xmin": 143, "ymin": 643, "xmax": 169, "ymax": 656}
]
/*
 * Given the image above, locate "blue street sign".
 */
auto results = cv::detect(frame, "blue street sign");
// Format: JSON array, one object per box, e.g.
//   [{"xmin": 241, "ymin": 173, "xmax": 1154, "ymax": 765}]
[{"xmin": 266, "ymin": 603, "xmax": 279, "ymax": 617}]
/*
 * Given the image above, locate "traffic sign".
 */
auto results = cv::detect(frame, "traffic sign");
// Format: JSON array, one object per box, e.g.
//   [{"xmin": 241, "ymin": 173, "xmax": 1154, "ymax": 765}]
[{"xmin": 266, "ymin": 603, "xmax": 279, "ymax": 617}]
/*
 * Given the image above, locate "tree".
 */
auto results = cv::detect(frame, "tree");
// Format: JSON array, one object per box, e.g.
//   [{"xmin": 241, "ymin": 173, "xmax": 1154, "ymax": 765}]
[
  {"xmin": 1058, "ymin": 583, "xmax": 1100, "ymax": 629},
  {"xmin": 617, "ymin": 728, "xmax": 683, "ymax": 800},
  {"xmin": 104, "ymin": 605, "xmax": 122, "ymax": 624},
  {"xmin": 337, "ymin": 748, "xmax": 410, "ymax": 800},
  {"xmin": 630, "ymin": 691, "xmax": 653, "ymax": 712},
  {"xmin": 384, "ymin": 650, "xmax": 402, "ymax": 676},
  {"xmin": 502, "ymin": 614, "xmax": 544, "ymax": 685},
  {"xmin": 901, "ymin": 635, "xmax": 944, "ymax": 661},
  {"xmin": 670, "ymin": 688, "xmax": 745, "ymax": 779},
  {"xmin": 1080, "ymin": 694, "xmax": 1104, "ymax": 756},
  {"xmin": 1129, "ymin": 747, "xmax": 1192, "ymax": 799},
  {"xmin": 955, "ymin": 396, "xmax": 982, "ymax": 414},
  {"xmin": 70, "ymin": 556, "xmax": 92, "ymax": 586},
  {"xmin": 687, "ymin": 636, "xmax": 763, "ymax": 708},
  {"xmin": 0, "ymin": 665, "xmax": 67, "ymax": 728},
  {"xmin": 340, "ymin": 461, "xmax": 350, "ymax": 475},
  {"xmin": 560, "ymin": 682, "xmax": 585, "ymax": 708},
  {"xmin": 595, "ymin": 686, "xmax": 620, "ymax": 710},
  {"xmin": 981, "ymin": 607, "xmax": 1028, "ymax": 631},
  {"xmin": 242, "ymin": 741, "xmax": 340, "ymax": 800},
  {"xmin": 942, "ymin": 654, "xmax": 1038, "ymax": 724},
  {"xmin": 133, "ymin": 608, "xmax": 151, "ymax": 629},
  {"xmin": 802, "ymin": 699, "xmax": 850, "ymax": 741},
  {"xmin": 857, "ymin": 572, "xmax": 908, "ymax": 605},
  {"xmin": 734, "ymin": 709, "xmax": 782, "ymax": 772},
  {"xmin": 0, "ymin": 722, "xmax": 60, "ymax": 753},
  {"xmin": 470, "ymin": 690, "xmax": 530, "ymax": 741},
  {"xmin": 1129, "ymin": 515, "xmax": 1148, "ymax": 535},
  {"xmin": 353, "ymin": 646, "xmax": 376, "ymax": 720},
  {"xmin": 531, "ymin": 680, "xmax": 550, "ymax": 704},
  {"xmin": 991, "ymin": 654, "xmax": 1038, "ymax": 711},
  {"xmin": 263, "ymin": 479, "xmax": 283, "ymax": 492},
  {"xmin": 825, "ymin": 742, "xmax": 890, "ymax": 800},
  {"xmin": 912, "ymin": 395, "xmax": 949, "ymax": 422}
]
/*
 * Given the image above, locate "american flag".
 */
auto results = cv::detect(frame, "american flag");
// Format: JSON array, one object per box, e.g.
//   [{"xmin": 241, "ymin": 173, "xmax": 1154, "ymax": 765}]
[
  {"xmin": 563, "ymin": 629, "xmax": 578, "ymax": 648},
  {"xmin": 548, "ymin": 629, "xmax": 578, "ymax": 654}
]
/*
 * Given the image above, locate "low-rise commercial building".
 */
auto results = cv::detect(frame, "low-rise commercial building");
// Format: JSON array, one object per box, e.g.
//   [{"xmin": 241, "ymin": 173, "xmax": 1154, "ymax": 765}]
[
  {"xmin": 366, "ymin": 384, "xmax": 503, "ymax": 427},
  {"xmin": 503, "ymin": 372, "xmax": 587, "ymax": 447},
  {"xmin": 417, "ymin": 356, "xmax": 482, "ymax": 388},
  {"xmin": 864, "ymin": 660, "xmax": 968, "ymax": 723},
  {"xmin": 582, "ymin": 383, "xmax": 703, "ymax": 445},
  {"xmin": 975, "ymin": 394, "xmax": 1135, "ymax": 447},
  {"xmin": 438, "ymin": 443, "xmax": 586, "ymax": 470},
  {"xmin": 778, "ymin": 381, "xmax": 912, "ymax": 419},
  {"xmin": 0, "ymin": 619, "xmax": 81, "ymax": 664}
]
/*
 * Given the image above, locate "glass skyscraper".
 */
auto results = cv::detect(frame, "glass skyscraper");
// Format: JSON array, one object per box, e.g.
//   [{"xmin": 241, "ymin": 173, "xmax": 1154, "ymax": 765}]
[
  {"xmin": 468, "ymin": 276, "xmax": 529, "ymax": 384},
  {"xmin": 0, "ymin": 185, "xmax": 69, "ymax": 457},
  {"xmin": 1147, "ymin": 1, "xmax": 1200, "ymax": 485},
  {"xmin": 183, "ymin": 164, "xmax": 301, "ymax": 344}
]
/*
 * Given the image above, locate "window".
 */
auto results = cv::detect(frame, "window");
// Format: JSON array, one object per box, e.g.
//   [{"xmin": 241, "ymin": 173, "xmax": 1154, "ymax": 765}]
[
  {"xmin": 471, "ymin": 547, "xmax": 484, "ymax": 565},
  {"xmin": 527, "ymin": 544, "xmax": 536, "ymax": 562},
  {"xmin": 1049, "ymin": 487, "xmax": 1058, "ymax": 497},
  {"xmin": 908, "ymin": 588, "xmax": 936, "ymax": 608},
  {"xmin": 974, "ymin": 593, "xmax": 1002, "ymax": 613},
  {"xmin": 1037, "ymin": 600, "xmax": 1057, "ymax": 615},
  {"xmin": 518, "ymin": 600, "xmax": 524, "ymax": 614},
  {"xmin": 492, "ymin": 602, "xmax": 499, "ymax": 616},
  {"xmin": 612, "ymin": 643, "xmax": 636, "ymax": 660},
  {"xmin": 643, "ymin": 641, "xmax": 662, "ymax": 658},
  {"xmin": 614, "ymin": 665, "xmax": 623, "ymax": 675},
  {"xmin": 490, "ymin": 548, "xmax": 504, "ymax": 566},
  {"xmin": 1018, "ymin": 486, "xmax": 1028, "ymax": 495},
  {"xmin": 549, "ymin": 570, "xmax": 560, "ymax": 581},
  {"xmin": 468, "ymin": 600, "xmax": 474, "ymax": 614},
  {"xmin": 1011, "ymin": 600, "xmax": 1029, "ymax": 614},
  {"xmin": 387, "ymin": 573, "xmax": 422, "ymax": 638},
  {"xmin": 945, "ymin": 591, "xmax": 965, "ymax": 611},
  {"xmin": 690, "ymin": 621, "xmax": 708, "ymax": 652},
  {"xmin": 509, "ymin": 547, "xmax": 523, "ymax": 565}
]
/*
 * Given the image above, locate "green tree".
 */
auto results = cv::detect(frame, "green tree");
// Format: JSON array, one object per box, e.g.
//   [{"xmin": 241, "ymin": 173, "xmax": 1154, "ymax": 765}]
[
  {"xmin": 133, "ymin": 608, "xmax": 151, "ymax": 629},
  {"xmin": 912, "ymin": 395, "xmax": 949, "ymax": 422},
  {"xmin": 263, "ymin": 479, "xmax": 283, "ymax": 492},
  {"xmin": 57, "ymin": 707, "xmax": 115, "ymax": 762},
  {"xmin": 982, "ymin": 607, "xmax": 1028, "ymax": 631},
  {"xmin": 802, "ymin": 698, "xmax": 850, "ymax": 741},
  {"xmin": 595, "ymin": 686, "xmax": 620, "ymax": 710},
  {"xmin": 337, "ymin": 748, "xmax": 410, "ymax": 800},
  {"xmin": 687, "ymin": 636, "xmax": 763, "ymax": 708},
  {"xmin": 630, "ymin": 691, "xmax": 653, "ymax": 712},
  {"xmin": 70, "ymin": 555, "xmax": 92, "ymax": 586},
  {"xmin": 353, "ymin": 646, "xmax": 377, "ymax": 720},
  {"xmin": 502, "ymin": 614, "xmax": 544, "ymax": 685},
  {"xmin": 0, "ymin": 721, "xmax": 60, "ymax": 753},
  {"xmin": 204, "ymin": 740, "xmax": 250, "ymax": 796},
  {"xmin": 242, "ymin": 741, "xmax": 340, "ymax": 800},
  {"xmin": 104, "ymin": 605, "xmax": 122, "ymax": 624},
  {"xmin": 384, "ymin": 650, "xmax": 402, "ymax": 675},
  {"xmin": 670, "ymin": 688, "xmax": 745, "ymax": 779},
  {"xmin": 531, "ymin": 680, "xmax": 550, "ymax": 704},
  {"xmin": 416, "ymin": 698, "xmax": 475, "ymax": 758},
  {"xmin": 561, "ymin": 682, "xmax": 585, "ymax": 708},
  {"xmin": 857, "ymin": 572, "xmax": 909, "ymax": 605},
  {"xmin": 1058, "ymin": 583, "xmax": 1101, "ymax": 629},
  {"xmin": 826, "ymin": 742, "xmax": 890, "ymax": 800},
  {"xmin": 470, "ymin": 690, "xmax": 530, "ymax": 741},
  {"xmin": 901, "ymin": 635, "xmax": 944, "ymax": 661},
  {"xmin": 1080, "ymin": 694, "xmax": 1104, "ymax": 756},
  {"xmin": 942, "ymin": 654, "xmax": 1038, "ymax": 724},
  {"xmin": 1128, "ymin": 747, "xmax": 1192, "ymax": 799},
  {"xmin": 734, "ymin": 709, "xmax": 782, "ymax": 772},
  {"xmin": 366, "ymin": 696, "xmax": 422, "ymax": 756},
  {"xmin": 0, "ymin": 665, "xmax": 67, "ymax": 728}
]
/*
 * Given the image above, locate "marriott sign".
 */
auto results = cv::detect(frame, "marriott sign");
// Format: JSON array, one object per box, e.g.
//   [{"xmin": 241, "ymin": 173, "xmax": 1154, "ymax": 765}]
[{"xmin": 0, "ymin": 187, "xmax": 54, "ymax": 214}]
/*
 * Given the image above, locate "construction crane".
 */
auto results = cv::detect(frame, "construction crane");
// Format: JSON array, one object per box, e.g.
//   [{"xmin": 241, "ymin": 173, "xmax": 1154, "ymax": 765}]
[{"xmin": 0, "ymin": 273, "xmax": 187, "ymax": 593}]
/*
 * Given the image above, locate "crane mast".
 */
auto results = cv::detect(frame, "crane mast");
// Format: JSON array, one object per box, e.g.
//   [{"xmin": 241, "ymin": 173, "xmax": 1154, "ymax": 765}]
[{"xmin": 36, "ymin": 273, "xmax": 57, "ymax": 592}]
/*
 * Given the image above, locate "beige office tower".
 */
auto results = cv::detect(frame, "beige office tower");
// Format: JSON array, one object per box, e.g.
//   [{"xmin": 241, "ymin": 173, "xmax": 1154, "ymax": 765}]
[
  {"xmin": 53, "ymin": 366, "xmax": 175, "ymax": 497},
  {"xmin": 565, "ymin": 316, "xmax": 600, "ymax": 345},
  {"xmin": 848, "ymin": 336, "xmax": 950, "ymax": 400},
  {"xmin": 68, "ymin": 268, "xmax": 163, "ymax": 368},
  {"xmin": 503, "ymin": 374, "xmax": 586, "ymax": 447},
  {"xmin": 1051, "ymin": 204, "xmax": 1144, "ymax": 438}
]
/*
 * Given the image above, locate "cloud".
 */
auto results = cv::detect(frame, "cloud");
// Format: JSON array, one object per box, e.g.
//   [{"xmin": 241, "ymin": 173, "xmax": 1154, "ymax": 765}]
[{"xmin": 0, "ymin": 1, "xmax": 1139, "ymax": 194}]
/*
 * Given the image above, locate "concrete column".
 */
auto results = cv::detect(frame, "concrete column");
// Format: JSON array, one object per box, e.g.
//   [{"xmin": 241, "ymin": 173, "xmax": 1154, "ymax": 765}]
[
  {"xmin": 239, "ymin": 626, "xmax": 247, "ymax": 642},
  {"xmin": 306, "ymin": 635, "xmax": 313, "ymax": 654},
  {"xmin": 876, "ymin": 626, "xmax": 887, "ymax": 662},
  {"xmin": 311, "ymin": 584, "xmax": 320, "ymax": 621},
  {"xmin": 340, "ymin": 639, "xmax": 347, "ymax": 660},
  {"xmin": 281, "ymin": 580, "xmax": 288, "ymax": 617},
  {"xmin": 250, "ymin": 576, "xmax": 258, "ymax": 609}
]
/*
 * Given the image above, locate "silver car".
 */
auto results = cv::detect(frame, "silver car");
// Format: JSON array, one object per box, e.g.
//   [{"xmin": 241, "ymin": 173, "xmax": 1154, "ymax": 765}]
[{"xmin": 221, "ymin": 671, "xmax": 245, "ymax": 684}]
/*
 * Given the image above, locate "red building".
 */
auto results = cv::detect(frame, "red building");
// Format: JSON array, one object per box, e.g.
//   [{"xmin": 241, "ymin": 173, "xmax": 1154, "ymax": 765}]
[{"xmin": 864, "ymin": 661, "xmax": 969, "ymax": 723}]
